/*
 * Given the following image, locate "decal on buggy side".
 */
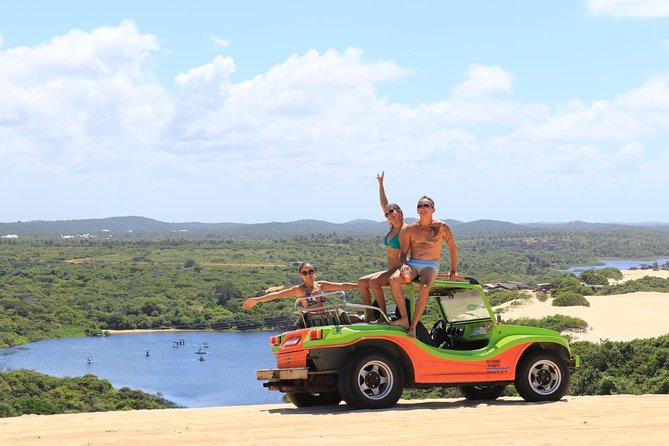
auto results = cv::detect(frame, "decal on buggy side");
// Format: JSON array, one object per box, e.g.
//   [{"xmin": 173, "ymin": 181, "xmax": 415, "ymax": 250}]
[{"xmin": 486, "ymin": 359, "xmax": 510, "ymax": 374}]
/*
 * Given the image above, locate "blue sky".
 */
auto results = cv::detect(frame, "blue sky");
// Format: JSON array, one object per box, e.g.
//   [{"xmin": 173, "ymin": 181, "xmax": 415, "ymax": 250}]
[{"xmin": 1, "ymin": 0, "xmax": 669, "ymax": 225}]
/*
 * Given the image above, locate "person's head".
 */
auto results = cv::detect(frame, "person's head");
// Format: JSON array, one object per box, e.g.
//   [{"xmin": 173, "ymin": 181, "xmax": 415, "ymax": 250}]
[
  {"xmin": 416, "ymin": 196, "xmax": 435, "ymax": 215},
  {"xmin": 298, "ymin": 262, "xmax": 316, "ymax": 279},
  {"xmin": 384, "ymin": 203, "xmax": 403, "ymax": 227}
]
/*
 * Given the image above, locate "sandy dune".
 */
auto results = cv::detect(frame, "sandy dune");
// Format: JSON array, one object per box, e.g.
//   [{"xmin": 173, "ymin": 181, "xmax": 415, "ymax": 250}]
[
  {"xmin": 2, "ymin": 269, "xmax": 668, "ymax": 445},
  {"xmin": 612, "ymin": 269, "xmax": 669, "ymax": 283},
  {"xmin": 1, "ymin": 395, "xmax": 667, "ymax": 445},
  {"xmin": 498, "ymin": 292, "xmax": 669, "ymax": 342},
  {"xmin": 497, "ymin": 269, "xmax": 669, "ymax": 342}
]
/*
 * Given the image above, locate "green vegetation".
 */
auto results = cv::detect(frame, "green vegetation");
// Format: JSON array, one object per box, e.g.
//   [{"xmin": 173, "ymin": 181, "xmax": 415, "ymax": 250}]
[
  {"xmin": 597, "ymin": 267, "xmax": 624, "ymax": 280},
  {"xmin": 553, "ymin": 275, "xmax": 594, "ymax": 296},
  {"xmin": 552, "ymin": 291, "xmax": 590, "ymax": 307},
  {"xmin": 0, "ymin": 369, "xmax": 173, "ymax": 417},
  {"xmin": 2, "ymin": 229, "xmax": 669, "ymax": 346},
  {"xmin": 571, "ymin": 335, "xmax": 669, "ymax": 395},
  {"xmin": 487, "ymin": 290, "xmax": 532, "ymax": 307},
  {"xmin": 602, "ymin": 276, "xmax": 669, "ymax": 295},
  {"xmin": 505, "ymin": 314, "xmax": 589, "ymax": 333},
  {"xmin": 1, "ymin": 227, "xmax": 668, "ymax": 412},
  {"xmin": 579, "ymin": 269, "xmax": 610, "ymax": 286}
]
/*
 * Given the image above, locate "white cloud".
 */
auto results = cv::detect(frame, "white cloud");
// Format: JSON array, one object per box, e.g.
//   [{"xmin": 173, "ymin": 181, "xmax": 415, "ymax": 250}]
[
  {"xmin": 513, "ymin": 100, "xmax": 648, "ymax": 142},
  {"xmin": 451, "ymin": 65, "xmax": 515, "ymax": 99},
  {"xmin": 617, "ymin": 74, "xmax": 669, "ymax": 109},
  {"xmin": 1, "ymin": 22, "xmax": 668, "ymax": 223},
  {"xmin": 0, "ymin": 20, "xmax": 172, "ymax": 176},
  {"xmin": 587, "ymin": 0, "xmax": 669, "ymax": 18},
  {"xmin": 210, "ymin": 37, "xmax": 230, "ymax": 49}
]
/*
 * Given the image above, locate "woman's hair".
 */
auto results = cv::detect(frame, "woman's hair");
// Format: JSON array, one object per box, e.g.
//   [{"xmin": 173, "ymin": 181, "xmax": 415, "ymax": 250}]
[
  {"xmin": 386, "ymin": 203, "xmax": 403, "ymax": 229},
  {"xmin": 298, "ymin": 262, "xmax": 315, "ymax": 272}
]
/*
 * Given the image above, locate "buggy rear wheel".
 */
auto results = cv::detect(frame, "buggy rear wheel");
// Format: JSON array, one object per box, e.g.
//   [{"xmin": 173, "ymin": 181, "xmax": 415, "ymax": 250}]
[
  {"xmin": 458, "ymin": 384, "xmax": 506, "ymax": 400},
  {"xmin": 338, "ymin": 349, "xmax": 404, "ymax": 409}
]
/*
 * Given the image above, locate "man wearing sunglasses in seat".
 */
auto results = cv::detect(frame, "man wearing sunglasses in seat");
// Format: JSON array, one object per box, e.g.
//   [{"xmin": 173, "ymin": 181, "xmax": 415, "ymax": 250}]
[{"xmin": 388, "ymin": 196, "xmax": 459, "ymax": 339}]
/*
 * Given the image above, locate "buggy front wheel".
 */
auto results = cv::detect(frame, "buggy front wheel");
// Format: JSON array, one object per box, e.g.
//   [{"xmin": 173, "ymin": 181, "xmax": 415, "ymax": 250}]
[
  {"xmin": 515, "ymin": 350, "xmax": 569, "ymax": 402},
  {"xmin": 287, "ymin": 391, "xmax": 342, "ymax": 407}
]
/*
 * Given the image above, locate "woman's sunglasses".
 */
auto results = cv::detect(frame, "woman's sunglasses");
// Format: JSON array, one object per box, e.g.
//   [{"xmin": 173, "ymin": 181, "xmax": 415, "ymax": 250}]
[
  {"xmin": 300, "ymin": 269, "xmax": 315, "ymax": 276},
  {"xmin": 417, "ymin": 203, "xmax": 432, "ymax": 209},
  {"xmin": 384, "ymin": 209, "xmax": 401, "ymax": 217}
]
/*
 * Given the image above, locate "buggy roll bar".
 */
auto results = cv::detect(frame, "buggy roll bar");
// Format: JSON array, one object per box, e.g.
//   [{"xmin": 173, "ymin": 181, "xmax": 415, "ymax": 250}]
[{"xmin": 293, "ymin": 290, "xmax": 392, "ymax": 326}]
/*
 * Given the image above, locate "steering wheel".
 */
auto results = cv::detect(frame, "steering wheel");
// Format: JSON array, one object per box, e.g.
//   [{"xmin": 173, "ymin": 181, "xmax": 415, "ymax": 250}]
[{"xmin": 430, "ymin": 320, "xmax": 450, "ymax": 348}]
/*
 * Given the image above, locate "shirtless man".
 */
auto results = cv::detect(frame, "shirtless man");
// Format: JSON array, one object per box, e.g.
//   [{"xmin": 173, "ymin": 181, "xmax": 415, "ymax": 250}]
[{"xmin": 389, "ymin": 196, "xmax": 458, "ymax": 338}]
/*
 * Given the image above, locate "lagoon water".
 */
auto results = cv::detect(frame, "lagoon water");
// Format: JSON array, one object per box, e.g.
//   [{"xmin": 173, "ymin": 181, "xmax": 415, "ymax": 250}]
[
  {"xmin": 566, "ymin": 258, "xmax": 669, "ymax": 273},
  {"xmin": 0, "ymin": 331, "xmax": 284, "ymax": 408}
]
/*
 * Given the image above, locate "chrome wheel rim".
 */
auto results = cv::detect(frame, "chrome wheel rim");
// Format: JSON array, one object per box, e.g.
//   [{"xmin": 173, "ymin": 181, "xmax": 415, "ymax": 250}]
[
  {"xmin": 527, "ymin": 359, "xmax": 562, "ymax": 395},
  {"xmin": 356, "ymin": 360, "xmax": 394, "ymax": 400}
]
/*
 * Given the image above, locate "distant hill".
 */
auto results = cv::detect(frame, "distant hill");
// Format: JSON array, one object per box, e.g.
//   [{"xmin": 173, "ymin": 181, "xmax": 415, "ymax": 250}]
[
  {"xmin": 523, "ymin": 221, "xmax": 644, "ymax": 231},
  {"xmin": 1, "ymin": 216, "xmax": 667, "ymax": 239}
]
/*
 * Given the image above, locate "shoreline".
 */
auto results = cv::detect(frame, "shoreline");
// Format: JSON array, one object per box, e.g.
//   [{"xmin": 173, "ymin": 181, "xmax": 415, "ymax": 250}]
[{"xmin": 103, "ymin": 269, "xmax": 669, "ymax": 340}]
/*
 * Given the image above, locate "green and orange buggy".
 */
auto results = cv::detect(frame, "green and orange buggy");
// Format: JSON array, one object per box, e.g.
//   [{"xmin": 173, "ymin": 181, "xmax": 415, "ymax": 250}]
[{"xmin": 256, "ymin": 277, "xmax": 580, "ymax": 409}]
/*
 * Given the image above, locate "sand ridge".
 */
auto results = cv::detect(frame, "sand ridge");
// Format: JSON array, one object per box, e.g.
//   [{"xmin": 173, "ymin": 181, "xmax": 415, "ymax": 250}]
[
  {"xmin": 496, "ymin": 269, "xmax": 669, "ymax": 342},
  {"xmin": 1, "ymin": 395, "xmax": 668, "ymax": 445}
]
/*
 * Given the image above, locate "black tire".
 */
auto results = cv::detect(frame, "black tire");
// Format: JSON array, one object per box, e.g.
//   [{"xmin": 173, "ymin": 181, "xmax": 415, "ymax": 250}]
[
  {"xmin": 458, "ymin": 384, "xmax": 506, "ymax": 400},
  {"xmin": 338, "ymin": 349, "xmax": 404, "ymax": 409},
  {"xmin": 286, "ymin": 391, "xmax": 342, "ymax": 408},
  {"xmin": 515, "ymin": 350, "xmax": 569, "ymax": 402}
]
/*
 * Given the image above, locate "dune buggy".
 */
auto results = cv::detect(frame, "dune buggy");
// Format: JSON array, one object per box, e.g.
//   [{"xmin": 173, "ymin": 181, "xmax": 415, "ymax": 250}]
[{"xmin": 256, "ymin": 277, "xmax": 579, "ymax": 409}]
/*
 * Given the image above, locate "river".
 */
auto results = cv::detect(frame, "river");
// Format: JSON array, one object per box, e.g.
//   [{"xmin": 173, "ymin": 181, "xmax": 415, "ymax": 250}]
[
  {"xmin": 0, "ymin": 331, "xmax": 284, "ymax": 408},
  {"xmin": 565, "ymin": 258, "xmax": 669, "ymax": 274}
]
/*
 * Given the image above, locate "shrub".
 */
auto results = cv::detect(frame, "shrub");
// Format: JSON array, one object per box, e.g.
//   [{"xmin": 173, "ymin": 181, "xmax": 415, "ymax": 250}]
[
  {"xmin": 579, "ymin": 269, "xmax": 609, "ymax": 286},
  {"xmin": 487, "ymin": 290, "xmax": 531, "ymax": 307},
  {"xmin": 598, "ymin": 267, "xmax": 623, "ymax": 280},
  {"xmin": 506, "ymin": 314, "xmax": 588, "ymax": 333},
  {"xmin": 554, "ymin": 275, "xmax": 593, "ymax": 296},
  {"xmin": 552, "ymin": 291, "xmax": 590, "ymax": 307}
]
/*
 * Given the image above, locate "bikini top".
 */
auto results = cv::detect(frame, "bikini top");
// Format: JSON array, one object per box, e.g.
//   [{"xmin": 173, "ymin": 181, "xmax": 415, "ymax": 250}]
[
  {"xmin": 384, "ymin": 230, "xmax": 400, "ymax": 249},
  {"xmin": 304, "ymin": 284, "xmax": 326, "ymax": 307}
]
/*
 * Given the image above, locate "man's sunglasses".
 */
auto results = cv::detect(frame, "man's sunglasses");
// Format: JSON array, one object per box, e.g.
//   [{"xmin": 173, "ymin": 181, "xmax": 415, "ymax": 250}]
[
  {"xmin": 300, "ymin": 269, "xmax": 315, "ymax": 276},
  {"xmin": 384, "ymin": 209, "xmax": 401, "ymax": 217},
  {"xmin": 417, "ymin": 203, "xmax": 432, "ymax": 209}
]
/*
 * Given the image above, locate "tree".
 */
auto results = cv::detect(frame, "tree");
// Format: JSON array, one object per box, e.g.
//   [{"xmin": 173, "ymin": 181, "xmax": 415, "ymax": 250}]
[
  {"xmin": 579, "ymin": 269, "xmax": 609, "ymax": 286},
  {"xmin": 215, "ymin": 281, "xmax": 243, "ymax": 307}
]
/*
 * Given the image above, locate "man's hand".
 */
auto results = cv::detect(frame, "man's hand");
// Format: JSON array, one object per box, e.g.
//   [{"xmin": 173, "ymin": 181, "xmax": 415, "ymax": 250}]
[{"xmin": 242, "ymin": 298, "xmax": 256, "ymax": 310}]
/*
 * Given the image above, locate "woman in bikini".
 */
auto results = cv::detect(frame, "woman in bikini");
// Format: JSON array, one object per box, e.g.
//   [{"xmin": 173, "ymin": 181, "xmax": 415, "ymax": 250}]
[
  {"xmin": 357, "ymin": 171, "xmax": 406, "ymax": 322},
  {"xmin": 242, "ymin": 262, "xmax": 358, "ymax": 310}
]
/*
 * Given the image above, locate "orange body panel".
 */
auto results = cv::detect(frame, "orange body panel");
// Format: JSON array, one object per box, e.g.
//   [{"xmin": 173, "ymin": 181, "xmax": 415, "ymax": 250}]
[
  {"xmin": 275, "ymin": 330, "xmax": 311, "ymax": 368},
  {"xmin": 276, "ymin": 335, "xmax": 531, "ymax": 384},
  {"xmin": 400, "ymin": 340, "xmax": 529, "ymax": 383}
]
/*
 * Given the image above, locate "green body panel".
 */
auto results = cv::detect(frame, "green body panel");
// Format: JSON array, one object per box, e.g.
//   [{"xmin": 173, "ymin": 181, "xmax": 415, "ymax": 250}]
[
  {"xmin": 274, "ymin": 323, "xmax": 571, "ymax": 363},
  {"xmin": 271, "ymin": 279, "xmax": 575, "ymax": 364}
]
